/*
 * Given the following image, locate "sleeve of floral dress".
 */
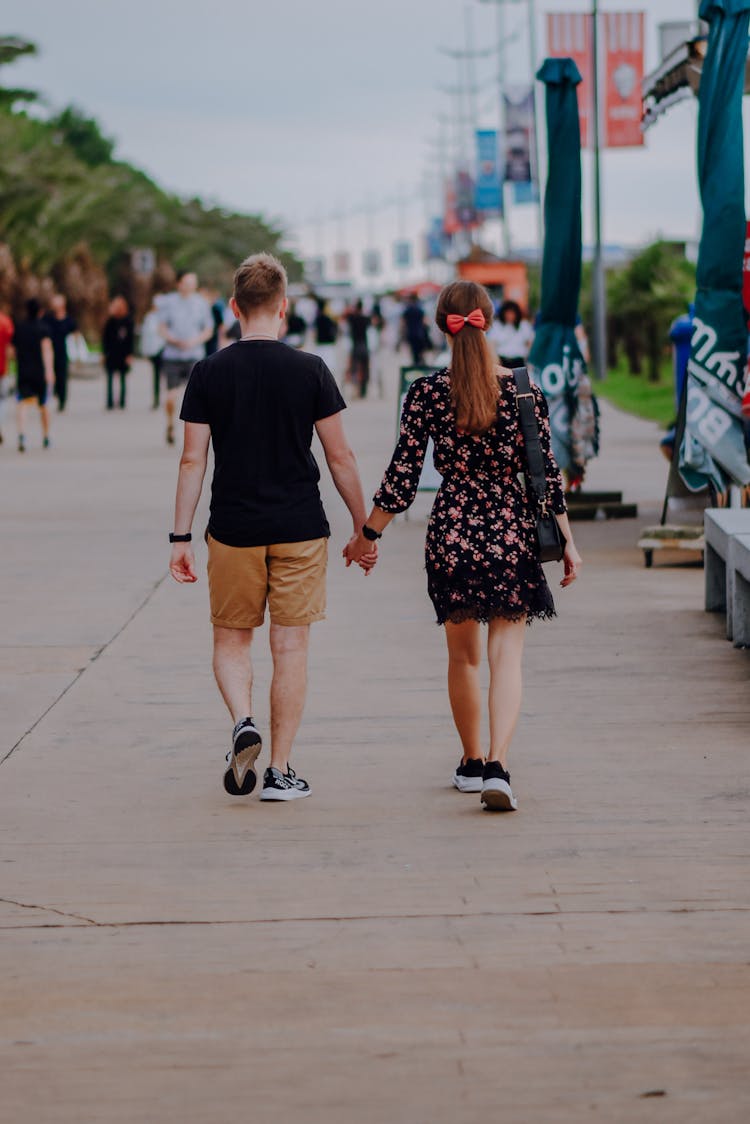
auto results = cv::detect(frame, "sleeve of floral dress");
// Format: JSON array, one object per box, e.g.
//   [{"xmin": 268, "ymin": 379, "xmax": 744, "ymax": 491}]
[
  {"xmin": 533, "ymin": 384, "xmax": 567, "ymax": 515},
  {"xmin": 373, "ymin": 378, "xmax": 430, "ymax": 513}
]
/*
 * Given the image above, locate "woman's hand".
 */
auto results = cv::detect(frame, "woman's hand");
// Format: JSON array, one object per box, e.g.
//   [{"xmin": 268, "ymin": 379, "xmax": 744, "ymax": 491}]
[
  {"xmin": 343, "ymin": 533, "xmax": 378, "ymax": 575},
  {"xmin": 560, "ymin": 542, "xmax": 582, "ymax": 588}
]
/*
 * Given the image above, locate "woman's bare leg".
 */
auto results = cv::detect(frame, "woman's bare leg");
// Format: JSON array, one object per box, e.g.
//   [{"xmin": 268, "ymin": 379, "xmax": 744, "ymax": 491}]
[
  {"xmin": 445, "ymin": 620, "xmax": 483, "ymax": 761},
  {"xmin": 487, "ymin": 617, "xmax": 527, "ymax": 768}
]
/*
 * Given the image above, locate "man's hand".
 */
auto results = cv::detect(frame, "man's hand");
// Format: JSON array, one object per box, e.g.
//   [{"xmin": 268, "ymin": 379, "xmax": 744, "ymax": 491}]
[
  {"xmin": 343, "ymin": 532, "xmax": 378, "ymax": 575},
  {"xmin": 170, "ymin": 544, "xmax": 197, "ymax": 583}
]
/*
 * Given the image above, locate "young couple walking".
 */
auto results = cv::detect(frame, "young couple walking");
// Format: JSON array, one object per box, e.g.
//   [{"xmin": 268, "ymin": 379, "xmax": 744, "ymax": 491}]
[{"xmin": 169, "ymin": 254, "xmax": 581, "ymax": 811}]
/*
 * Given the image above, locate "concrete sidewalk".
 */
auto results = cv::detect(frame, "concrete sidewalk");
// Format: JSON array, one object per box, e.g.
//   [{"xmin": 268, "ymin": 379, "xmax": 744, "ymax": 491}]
[{"xmin": 1, "ymin": 359, "xmax": 748, "ymax": 1123}]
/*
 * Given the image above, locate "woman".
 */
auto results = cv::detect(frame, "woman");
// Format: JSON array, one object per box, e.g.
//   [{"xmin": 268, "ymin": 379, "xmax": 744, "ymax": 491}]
[
  {"xmin": 487, "ymin": 299, "xmax": 534, "ymax": 369},
  {"xmin": 102, "ymin": 296, "xmax": 134, "ymax": 410},
  {"xmin": 13, "ymin": 298, "xmax": 55, "ymax": 452},
  {"xmin": 345, "ymin": 281, "xmax": 581, "ymax": 812}
]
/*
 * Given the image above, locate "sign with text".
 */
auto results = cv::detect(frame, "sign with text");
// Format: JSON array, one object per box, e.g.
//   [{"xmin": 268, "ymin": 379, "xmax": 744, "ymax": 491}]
[
  {"xmin": 547, "ymin": 12, "xmax": 593, "ymax": 147},
  {"xmin": 603, "ymin": 11, "xmax": 645, "ymax": 147},
  {"xmin": 474, "ymin": 129, "xmax": 503, "ymax": 214}
]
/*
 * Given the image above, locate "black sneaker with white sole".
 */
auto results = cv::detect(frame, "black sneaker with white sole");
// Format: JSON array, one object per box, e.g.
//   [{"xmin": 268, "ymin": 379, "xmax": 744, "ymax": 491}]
[
  {"xmin": 260, "ymin": 766, "xmax": 311, "ymax": 801},
  {"xmin": 480, "ymin": 761, "xmax": 518, "ymax": 811},
  {"xmin": 223, "ymin": 717, "xmax": 262, "ymax": 796},
  {"xmin": 451, "ymin": 757, "xmax": 484, "ymax": 793}
]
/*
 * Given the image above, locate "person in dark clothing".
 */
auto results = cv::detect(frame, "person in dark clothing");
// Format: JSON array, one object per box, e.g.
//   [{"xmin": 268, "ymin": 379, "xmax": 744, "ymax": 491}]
[
  {"xmin": 206, "ymin": 296, "xmax": 225, "ymax": 356},
  {"xmin": 284, "ymin": 303, "xmax": 307, "ymax": 348},
  {"xmin": 402, "ymin": 294, "xmax": 429, "ymax": 366},
  {"xmin": 346, "ymin": 300, "xmax": 371, "ymax": 398},
  {"xmin": 12, "ymin": 298, "xmax": 55, "ymax": 452},
  {"xmin": 42, "ymin": 294, "xmax": 78, "ymax": 412},
  {"xmin": 102, "ymin": 296, "xmax": 135, "ymax": 410}
]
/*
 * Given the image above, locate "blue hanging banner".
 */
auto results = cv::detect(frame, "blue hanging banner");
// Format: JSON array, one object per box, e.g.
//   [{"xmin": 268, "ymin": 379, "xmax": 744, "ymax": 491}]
[
  {"xmin": 425, "ymin": 217, "xmax": 447, "ymax": 261},
  {"xmin": 474, "ymin": 130, "xmax": 503, "ymax": 215},
  {"xmin": 393, "ymin": 240, "xmax": 412, "ymax": 268}
]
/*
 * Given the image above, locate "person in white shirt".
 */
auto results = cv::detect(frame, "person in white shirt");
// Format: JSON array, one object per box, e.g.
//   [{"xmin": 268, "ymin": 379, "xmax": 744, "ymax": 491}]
[
  {"xmin": 157, "ymin": 272, "xmax": 213, "ymax": 445},
  {"xmin": 487, "ymin": 300, "xmax": 534, "ymax": 368}
]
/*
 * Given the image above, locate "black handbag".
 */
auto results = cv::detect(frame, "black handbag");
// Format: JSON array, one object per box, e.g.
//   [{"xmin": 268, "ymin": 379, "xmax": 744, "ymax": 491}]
[{"xmin": 512, "ymin": 366, "xmax": 567, "ymax": 564}]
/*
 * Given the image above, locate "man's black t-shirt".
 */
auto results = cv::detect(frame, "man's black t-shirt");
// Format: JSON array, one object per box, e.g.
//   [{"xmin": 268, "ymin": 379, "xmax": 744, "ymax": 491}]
[
  {"xmin": 180, "ymin": 340, "xmax": 346, "ymax": 547},
  {"xmin": 13, "ymin": 318, "xmax": 50, "ymax": 380}
]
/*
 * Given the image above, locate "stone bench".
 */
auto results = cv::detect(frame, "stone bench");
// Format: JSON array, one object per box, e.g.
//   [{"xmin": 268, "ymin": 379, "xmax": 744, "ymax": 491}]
[
  {"xmin": 728, "ymin": 534, "xmax": 750, "ymax": 647},
  {"xmin": 704, "ymin": 509, "xmax": 750, "ymax": 647}
]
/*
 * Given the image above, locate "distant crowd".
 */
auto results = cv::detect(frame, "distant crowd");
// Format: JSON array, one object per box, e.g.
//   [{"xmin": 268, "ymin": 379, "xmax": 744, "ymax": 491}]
[{"xmin": 0, "ymin": 272, "xmax": 559, "ymax": 452}]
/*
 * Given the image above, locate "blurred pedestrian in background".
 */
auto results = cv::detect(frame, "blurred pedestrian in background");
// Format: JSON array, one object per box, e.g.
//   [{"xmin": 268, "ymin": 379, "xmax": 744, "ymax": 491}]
[
  {"xmin": 140, "ymin": 295, "xmax": 165, "ymax": 410},
  {"xmin": 12, "ymin": 297, "xmax": 54, "ymax": 452},
  {"xmin": 487, "ymin": 300, "xmax": 534, "ymax": 369},
  {"xmin": 0, "ymin": 302, "xmax": 13, "ymax": 445},
  {"xmin": 102, "ymin": 295, "xmax": 134, "ymax": 411},
  {"xmin": 157, "ymin": 271, "xmax": 212, "ymax": 445},
  {"xmin": 284, "ymin": 302, "xmax": 308, "ymax": 348},
  {"xmin": 312, "ymin": 297, "xmax": 338, "ymax": 377},
  {"xmin": 42, "ymin": 294, "xmax": 79, "ymax": 413},
  {"xmin": 345, "ymin": 299, "xmax": 371, "ymax": 398},
  {"xmin": 401, "ymin": 292, "xmax": 430, "ymax": 366}
]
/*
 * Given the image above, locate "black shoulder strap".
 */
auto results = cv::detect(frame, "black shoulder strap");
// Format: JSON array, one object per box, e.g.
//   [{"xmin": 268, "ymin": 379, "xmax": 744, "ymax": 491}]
[{"xmin": 512, "ymin": 366, "xmax": 548, "ymax": 509}]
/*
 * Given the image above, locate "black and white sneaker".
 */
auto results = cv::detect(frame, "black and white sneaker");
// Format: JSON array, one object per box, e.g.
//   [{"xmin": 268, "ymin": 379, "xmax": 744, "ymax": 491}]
[
  {"xmin": 260, "ymin": 766, "xmax": 311, "ymax": 801},
  {"xmin": 223, "ymin": 717, "xmax": 262, "ymax": 796},
  {"xmin": 480, "ymin": 761, "xmax": 518, "ymax": 811},
  {"xmin": 451, "ymin": 758, "xmax": 484, "ymax": 793}
]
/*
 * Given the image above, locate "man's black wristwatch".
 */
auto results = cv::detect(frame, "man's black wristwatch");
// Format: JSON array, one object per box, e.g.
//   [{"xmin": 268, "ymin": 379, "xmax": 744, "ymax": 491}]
[
  {"xmin": 169, "ymin": 532, "xmax": 192, "ymax": 543},
  {"xmin": 361, "ymin": 525, "xmax": 382, "ymax": 542}
]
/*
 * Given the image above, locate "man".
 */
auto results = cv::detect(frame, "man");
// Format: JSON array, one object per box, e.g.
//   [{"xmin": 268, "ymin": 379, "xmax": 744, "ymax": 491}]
[
  {"xmin": 12, "ymin": 298, "xmax": 55, "ymax": 452},
  {"xmin": 0, "ymin": 303, "xmax": 14, "ymax": 444},
  {"xmin": 158, "ymin": 271, "xmax": 213, "ymax": 445},
  {"xmin": 169, "ymin": 253, "xmax": 375, "ymax": 802},
  {"xmin": 402, "ymin": 293, "xmax": 429, "ymax": 367},
  {"xmin": 345, "ymin": 299, "xmax": 371, "ymax": 398},
  {"xmin": 42, "ymin": 294, "xmax": 78, "ymax": 411}
]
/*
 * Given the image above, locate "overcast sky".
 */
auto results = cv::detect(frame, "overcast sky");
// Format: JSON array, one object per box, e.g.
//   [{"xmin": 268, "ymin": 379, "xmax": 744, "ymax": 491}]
[{"xmin": 4, "ymin": 0, "xmax": 727, "ymax": 276}]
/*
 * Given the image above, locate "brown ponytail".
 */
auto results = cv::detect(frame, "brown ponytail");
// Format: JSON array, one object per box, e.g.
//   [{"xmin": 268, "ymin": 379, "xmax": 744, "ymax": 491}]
[{"xmin": 435, "ymin": 281, "xmax": 498, "ymax": 434}]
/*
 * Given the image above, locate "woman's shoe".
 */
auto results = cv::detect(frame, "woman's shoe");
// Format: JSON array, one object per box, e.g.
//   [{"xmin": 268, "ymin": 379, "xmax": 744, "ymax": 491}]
[
  {"xmin": 451, "ymin": 758, "xmax": 484, "ymax": 792},
  {"xmin": 481, "ymin": 761, "xmax": 518, "ymax": 811}
]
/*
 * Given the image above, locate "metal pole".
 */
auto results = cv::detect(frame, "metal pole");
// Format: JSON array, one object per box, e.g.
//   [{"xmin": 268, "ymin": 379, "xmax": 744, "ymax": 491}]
[
  {"xmin": 591, "ymin": 0, "xmax": 608, "ymax": 381},
  {"xmin": 527, "ymin": 0, "xmax": 544, "ymax": 258},
  {"xmin": 495, "ymin": 0, "xmax": 512, "ymax": 255}
]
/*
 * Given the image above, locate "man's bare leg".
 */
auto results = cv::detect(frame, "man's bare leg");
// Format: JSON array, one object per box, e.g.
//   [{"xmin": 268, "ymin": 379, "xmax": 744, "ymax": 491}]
[
  {"xmin": 212, "ymin": 625, "xmax": 254, "ymax": 724},
  {"xmin": 269, "ymin": 623, "xmax": 310, "ymax": 774}
]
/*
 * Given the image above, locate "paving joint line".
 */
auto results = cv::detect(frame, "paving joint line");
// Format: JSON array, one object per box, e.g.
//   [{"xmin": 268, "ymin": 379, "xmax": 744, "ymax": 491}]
[
  {"xmin": 1, "ymin": 904, "xmax": 749, "ymax": 932},
  {"xmin": 0, "ymin": 574, "xmax": 168, "ymax": 766}
]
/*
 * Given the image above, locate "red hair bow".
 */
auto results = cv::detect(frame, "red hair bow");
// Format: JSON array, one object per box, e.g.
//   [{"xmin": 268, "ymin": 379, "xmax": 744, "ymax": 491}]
[{"xmin": 446, "ymin": 308, "xmax": 486, "ymax": 335}]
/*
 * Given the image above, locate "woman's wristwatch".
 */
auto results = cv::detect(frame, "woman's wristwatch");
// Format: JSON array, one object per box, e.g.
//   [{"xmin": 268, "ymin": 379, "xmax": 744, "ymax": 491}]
[
  {"xmin": 361, "ymin": 525, "xmax": 382, "ymax": 541},
  {"xmin": 169, "ymin": 532, "xmax": 192, "ymax": 543}
]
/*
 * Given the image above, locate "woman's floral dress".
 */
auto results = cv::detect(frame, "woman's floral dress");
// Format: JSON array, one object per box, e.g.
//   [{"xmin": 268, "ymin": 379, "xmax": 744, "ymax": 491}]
[{"xmin": 373, "ymin": 370, "xmax": 567, "ymax": 625}]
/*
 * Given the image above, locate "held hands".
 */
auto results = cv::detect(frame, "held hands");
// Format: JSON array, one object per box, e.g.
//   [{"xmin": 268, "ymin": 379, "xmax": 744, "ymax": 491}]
[
  {"xmin": 560, "ymin": 542, "xmax": 582, "ymax": 589},
  {"xmin": 343, "ymin": 532, "xmax": 378, "ymax": 576},
  {"xmin": 170, "ymin": 544, "xmax": 197, "ymax": 583}
]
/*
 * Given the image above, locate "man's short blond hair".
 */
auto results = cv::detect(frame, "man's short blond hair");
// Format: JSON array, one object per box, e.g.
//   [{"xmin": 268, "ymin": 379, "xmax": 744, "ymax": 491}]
[{"xmin": 233, "ymin": 253, "xmax": 287, "ymax": 316}]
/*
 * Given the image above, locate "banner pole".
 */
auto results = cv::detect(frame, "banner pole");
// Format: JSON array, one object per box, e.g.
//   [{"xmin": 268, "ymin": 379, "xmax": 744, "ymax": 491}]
[
  {"xmin": 591, "ymin": 0, "xmax": 608, "ymax": 381},
  {"xmin": 527, "ymin": 0, "xmax": 544, "ymax": 261}
]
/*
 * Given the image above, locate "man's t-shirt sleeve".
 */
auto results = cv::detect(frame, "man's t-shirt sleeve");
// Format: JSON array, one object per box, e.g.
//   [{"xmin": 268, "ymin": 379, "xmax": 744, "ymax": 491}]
[
  {"xmin": 314, "ymin": 360, "xmax": 346, "ymax": 421},
  {"xmin": 180, "ymin": 360, "xmax": 210, "ymax": 423}
]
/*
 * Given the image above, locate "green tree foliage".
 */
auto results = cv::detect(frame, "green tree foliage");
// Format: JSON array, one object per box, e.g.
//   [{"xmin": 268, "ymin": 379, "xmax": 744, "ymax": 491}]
[
  {"xmin": 49, "ymin": 105, "xmax": 115, "ymax": 167},
  {"xmin": 580, "ymin": 241, "xmax": 695, "ymax": 380},
  {"xmin": 0, "ymin": 36, "xmax": 39, "ymax": 108},
  {"xmin": 0, "ymin": 39, "xmax": 301, "ymax": 320}
]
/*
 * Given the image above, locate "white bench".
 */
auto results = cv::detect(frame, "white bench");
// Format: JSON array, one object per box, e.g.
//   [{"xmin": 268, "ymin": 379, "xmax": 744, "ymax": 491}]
[{"xmin": 704, "ymin": 509, "xmax": 750, "ymax": 647}]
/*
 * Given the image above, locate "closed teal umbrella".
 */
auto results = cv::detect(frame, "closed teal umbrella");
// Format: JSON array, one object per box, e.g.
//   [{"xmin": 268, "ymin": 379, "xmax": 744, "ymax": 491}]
[
  {"xmin": 529, "ymin": 58, "xmax": 598, "ymax": 482},
  {"xmin": 679, "ymin": 0, "xmax": 750, "ymax": 492}
]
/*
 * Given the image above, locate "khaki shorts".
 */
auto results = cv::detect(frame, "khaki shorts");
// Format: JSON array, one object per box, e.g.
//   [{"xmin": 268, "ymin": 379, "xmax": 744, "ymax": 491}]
[{"xmin": 207, "ymin": 535, "xmax": 328, "ymax": 629}]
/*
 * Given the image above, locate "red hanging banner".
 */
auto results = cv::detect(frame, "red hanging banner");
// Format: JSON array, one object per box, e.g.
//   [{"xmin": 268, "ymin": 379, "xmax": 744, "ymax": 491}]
[
  {"xmin": 546, "ymin": 12, "xmax": 593, "ymax": 148},
  {"xmin": 603, "ymin": 11, "xmax": 646, "ymax": 148}
]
